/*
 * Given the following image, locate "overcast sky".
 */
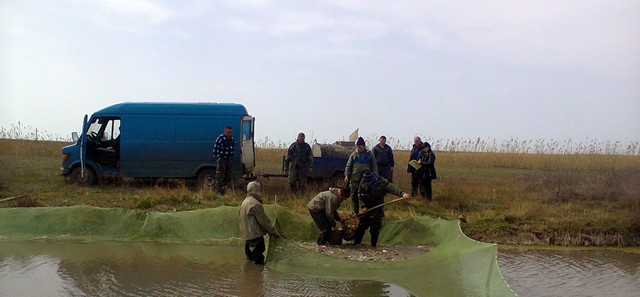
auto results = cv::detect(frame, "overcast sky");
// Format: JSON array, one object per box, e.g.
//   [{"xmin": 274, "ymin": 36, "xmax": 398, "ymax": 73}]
[{"xmin": 1, "ymin": 0, "xmax": 638, "ymax": 148}]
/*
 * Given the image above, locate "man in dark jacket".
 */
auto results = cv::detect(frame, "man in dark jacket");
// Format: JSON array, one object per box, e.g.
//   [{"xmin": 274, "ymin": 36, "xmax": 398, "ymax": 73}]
[
  {"xmin": 353, "ymin": 170, "xmax": 411, "ymax": 247},
  {"xmin": 213, "ymin": 126, "xmax": 235, "ymax": 195},
  {"xmin": 417, "ymin": 142, "xmax": 437, "ymax": 201},
  {"xmin": 407, "ymin": 136, "xmax": 423, "ymax": 196},
  {"xmin": 372, "ymin": 135, "xmax": 395, "ymax": 182},
  {"xmin": 307, "ymin": 187, "xmax": 351, "ymax": 245},
  {"xmin": 285, "ymin": 133, "xmax": 313, "ymax": 195}
]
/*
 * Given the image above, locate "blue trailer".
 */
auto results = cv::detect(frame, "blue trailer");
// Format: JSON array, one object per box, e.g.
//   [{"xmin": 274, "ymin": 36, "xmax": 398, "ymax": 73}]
[{"xmin": 61, "ymin": 102, "xmax": 255, "ymax": 187}]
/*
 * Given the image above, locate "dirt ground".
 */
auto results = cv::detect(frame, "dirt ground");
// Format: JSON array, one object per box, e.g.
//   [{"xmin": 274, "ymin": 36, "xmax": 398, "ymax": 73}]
[{"xmin": 296, "ymin": 242, "xmax": 431, "ymax": 262}]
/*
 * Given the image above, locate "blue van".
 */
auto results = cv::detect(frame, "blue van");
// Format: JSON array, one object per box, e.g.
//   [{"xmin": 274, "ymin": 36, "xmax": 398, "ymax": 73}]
[{"xmin": 61, "ymin": 102, "xmax": 255, "ymax": 187}]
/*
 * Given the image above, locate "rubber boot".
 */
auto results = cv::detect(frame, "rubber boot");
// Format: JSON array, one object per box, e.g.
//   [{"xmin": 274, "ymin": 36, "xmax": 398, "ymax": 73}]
[
  {"xmin": 353, "ymin": 228, "xmax": 365, "ymax": 245},
  {"xmin": 371, "ymin": 232, "xmax": 379, "ymax": 247},
  {"xmin": 317, "ymin": 231, "xmax": 330, "ymax": 245}
]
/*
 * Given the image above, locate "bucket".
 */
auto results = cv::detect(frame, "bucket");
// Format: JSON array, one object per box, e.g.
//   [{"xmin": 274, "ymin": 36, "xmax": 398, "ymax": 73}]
[{"xmin": 329, "ymin": 230, "xmax": 343, "ymax": 245}]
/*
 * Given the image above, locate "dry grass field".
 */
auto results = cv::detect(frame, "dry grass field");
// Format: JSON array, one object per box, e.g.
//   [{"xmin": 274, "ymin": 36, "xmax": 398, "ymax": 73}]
[{"xmin": 1, "ymin": 138, "xmax": 639, "ymax": 246}]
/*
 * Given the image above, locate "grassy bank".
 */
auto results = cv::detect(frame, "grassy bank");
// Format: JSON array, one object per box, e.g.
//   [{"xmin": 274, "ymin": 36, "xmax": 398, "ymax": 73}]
[{"xmin": 1, "ymin": 138, "xmax": 638, "ymax": 246}]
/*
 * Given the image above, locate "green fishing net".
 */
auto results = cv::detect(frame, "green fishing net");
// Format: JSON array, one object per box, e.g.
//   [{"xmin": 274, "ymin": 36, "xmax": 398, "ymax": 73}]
[{"xmin": 0, "ymin": 205, "xmax": 515, "ymax": 296}]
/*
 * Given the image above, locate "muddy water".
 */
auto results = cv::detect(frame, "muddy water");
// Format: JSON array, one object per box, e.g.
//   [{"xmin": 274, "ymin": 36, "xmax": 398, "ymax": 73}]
[
  {"xmin": 2, "ymin": 241, "xmax": 639, "ymax": 297},
  {"xmin": 0, "ymin": 241, "xmax": 413, "ymax": 297},
  {"xmin": 498, "ymin": 249, "xmax": 640, "ymax": 297}
]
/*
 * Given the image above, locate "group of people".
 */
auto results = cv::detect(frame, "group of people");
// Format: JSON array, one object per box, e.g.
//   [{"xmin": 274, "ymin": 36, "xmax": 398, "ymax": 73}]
[
  {"xmin": 233, "ymin": 132, "xmax": 437, "ymax": 265},
  {"xmin": 212, "ymin": 127, "xmax": 437, "ymax": 201},
  {"xmin": 282, "ymin": 133, "xmax": 436, "ymax": 199}
]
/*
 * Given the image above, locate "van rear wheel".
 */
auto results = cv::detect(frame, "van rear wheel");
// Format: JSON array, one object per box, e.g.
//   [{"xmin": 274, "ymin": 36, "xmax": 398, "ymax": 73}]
[
  {"xmin": 330, "ymin": 174, "xmax": 346, "ymax": 188},
  {"xmin": 197, "ymin": 169, "xmax": 216, "ymax": 189},
  {"xmin": 69, "ymin": 166, "xmax": 98, "ymax": 186}
]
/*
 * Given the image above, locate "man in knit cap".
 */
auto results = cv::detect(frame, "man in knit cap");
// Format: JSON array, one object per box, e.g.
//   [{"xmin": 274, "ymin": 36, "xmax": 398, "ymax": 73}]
[
  {"xmin": 353, "ymin": 170, "xmax": 411, "ymax": 247},
  {"xmin": 239, "ymin": 181, "xmax": 281, "ymax": 264},
  {"xmin": 344, "ymin": 137, "xmax": 377, "ymax": 214}
]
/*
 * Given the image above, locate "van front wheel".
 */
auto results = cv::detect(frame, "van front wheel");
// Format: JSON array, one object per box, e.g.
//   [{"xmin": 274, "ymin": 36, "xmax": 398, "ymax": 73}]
[
  {"xmin": 197, "ymin": 169, "xmax": 216, "ymax": 189},
  {"xmin": 69, "ymin": 166, "xmax": 98, "ymax": 186}
]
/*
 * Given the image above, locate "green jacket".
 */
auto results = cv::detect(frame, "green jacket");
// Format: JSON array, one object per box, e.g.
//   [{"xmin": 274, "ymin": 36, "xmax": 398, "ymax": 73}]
[{"xmin": 344, "ymin": 149, "xmax": 378, "ymax": 181}]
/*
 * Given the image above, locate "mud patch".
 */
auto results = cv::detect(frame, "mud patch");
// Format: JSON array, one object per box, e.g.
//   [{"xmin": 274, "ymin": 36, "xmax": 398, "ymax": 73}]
[{"xmin": 296, "ymin": 242, "xmax": 431, "ymax": 262}]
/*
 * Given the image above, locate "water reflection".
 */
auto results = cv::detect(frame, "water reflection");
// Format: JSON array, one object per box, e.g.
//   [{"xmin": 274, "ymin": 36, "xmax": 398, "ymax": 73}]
[
  {"xmin": 498, "ymin": 249, "xmax": 640, "ymax": 297},
  {"xmin": 0, "ymin": 241, "xmax": 413, "ymax": 297}
]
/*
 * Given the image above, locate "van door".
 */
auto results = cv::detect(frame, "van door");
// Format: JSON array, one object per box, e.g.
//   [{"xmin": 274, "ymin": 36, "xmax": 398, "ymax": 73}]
[
  {"xmin": 80, "ymin": 114, "xmax": 88, "ymax": 177},
  {"xmin": 240, "ymin": 116, "xmax": 255, "ymax": 174}
]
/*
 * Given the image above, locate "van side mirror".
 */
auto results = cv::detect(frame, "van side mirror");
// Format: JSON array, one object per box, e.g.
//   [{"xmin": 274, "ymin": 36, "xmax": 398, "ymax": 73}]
[{"xmin": 72, "ymin": 132, "xmax": 79, "ymax": 142}]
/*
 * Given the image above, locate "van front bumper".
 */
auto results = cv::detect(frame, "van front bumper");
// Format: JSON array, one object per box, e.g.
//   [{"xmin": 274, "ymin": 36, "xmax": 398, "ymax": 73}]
[{"xmin": 61, "ymin": 167, "xmax": 71, "ymax": 176}]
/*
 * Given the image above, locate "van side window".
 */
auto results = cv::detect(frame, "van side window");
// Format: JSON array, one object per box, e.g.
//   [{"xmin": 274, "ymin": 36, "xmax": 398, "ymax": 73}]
[{"xmin": 104, "ymin": 119, "xmax": 121, "ymax": 141}]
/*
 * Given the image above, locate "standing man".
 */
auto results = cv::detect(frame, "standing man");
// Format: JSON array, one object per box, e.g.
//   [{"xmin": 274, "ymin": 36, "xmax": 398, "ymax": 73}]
[
  {"xmin": 353, "ymin": 170, "xmax": 411, "ymax": 247},
  {"xmin": 213, "ymin": 126, "xmax": 235, "ymax": 195},
  {"xmin": 344, "ymin": 137, "xmax": 377, "ymax": 214},
  {"xmin": 407, "ymin": 136, "xmax": 423, "ymax": 196},
  {"xmin": 284, "ymin": 132, "xmax": 313, "ymax": 195},
  {"xmin": 307, "ymin": 187, "xmax": 351, "ymax": 245},
  {"xmin": 417, "ymin": 142, "xmax": 437, "ymax": 201},
  {"xmin": 372, "ymin": 135, "xmax": 395, "ymax": 182},
  {"xmin": 239, "ymin": 181, "xmax": 281, "ymax": 265}
]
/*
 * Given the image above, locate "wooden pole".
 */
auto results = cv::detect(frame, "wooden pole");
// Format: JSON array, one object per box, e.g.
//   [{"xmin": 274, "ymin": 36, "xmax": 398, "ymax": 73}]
[{"xmin": 0, "ymin": 195, "xmax": 25, "ymax": 203}]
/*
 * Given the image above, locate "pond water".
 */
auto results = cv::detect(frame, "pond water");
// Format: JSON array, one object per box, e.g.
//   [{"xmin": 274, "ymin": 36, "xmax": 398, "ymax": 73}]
[
  {"xmin": 1, "ymin": 241, "xmax": 638, "ymax": 297},
  {"xmin": 0, "ymin": 241, "xmax": 413, "ymax": 297},
  {"xmin": 498, "ymin": 249, "xmax": 640, "ymax": 297}
]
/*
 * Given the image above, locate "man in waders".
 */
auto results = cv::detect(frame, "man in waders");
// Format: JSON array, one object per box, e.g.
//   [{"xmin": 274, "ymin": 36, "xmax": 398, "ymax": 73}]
[
  {"xmin": 353, "ymin": 170, "xmax": 411, "ymax": 247},
  {"xmin": 344, "ymin": 137, "xmax": 377, "ymax": 214},
  {"xmin": 307, "ymin": 187, "xmax": 351, "ymax": 245},
  {"xmin": 239, "ymin": 181, "xmax": 281, "ymax": 264},
  {"xmin": 284, "ymin": 132, "xmax": 313, "ymax": 195}
]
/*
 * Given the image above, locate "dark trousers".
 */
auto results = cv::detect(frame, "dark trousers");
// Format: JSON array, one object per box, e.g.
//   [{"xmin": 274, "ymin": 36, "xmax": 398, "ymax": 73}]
[
  {"xmin": 353, "ymin": 208, "xmax": 383, "ymax": 247},
  {"xmin": 288, "ymin": 165, "xmax": 308, "ymax": 195},
  {"xmin": 377, "ymin": 165, "xmax": 392, "ymax": 183},
  {"xmin": 419, "ymin": 177, "xmax": 433, "ymax": 201},
  {"xmin": 410, "ymin": 172, "xmax": 421, "ymax": 196},
  {"xmin": 215, "ymin": 159, "xmax": 232, "ymax": 194},
  {"xmin": 244, "ymin": 236, "xmax": 266, "ymax": 264},
  {"xmin": 309, "ymin": 209, "xmax": 332, "ymax": 245}
]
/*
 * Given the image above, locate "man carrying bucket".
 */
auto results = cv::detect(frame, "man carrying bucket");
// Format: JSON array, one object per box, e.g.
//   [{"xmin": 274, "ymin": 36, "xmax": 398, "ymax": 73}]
[{"xmin": 307, "ymin": 187, "xmax": 351, "ymax": 245}]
